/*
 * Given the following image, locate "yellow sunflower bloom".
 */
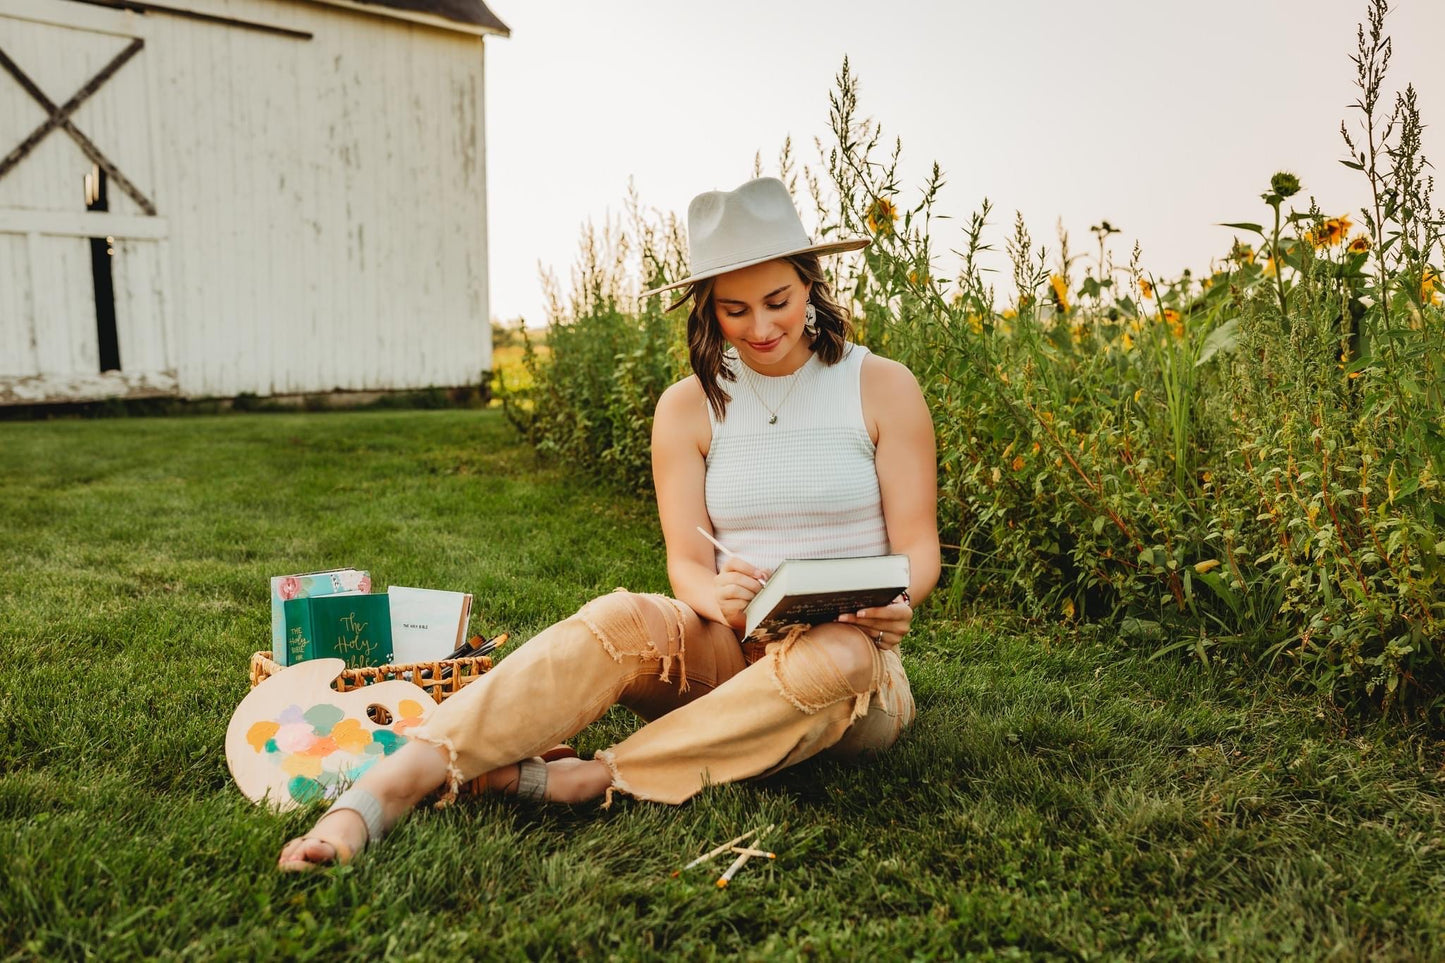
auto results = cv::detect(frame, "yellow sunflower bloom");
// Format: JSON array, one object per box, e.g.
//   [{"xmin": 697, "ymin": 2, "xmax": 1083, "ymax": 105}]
[
  {"xmin": 1308, "ymin": 215, "xmax": 1352, "ymax": 248},
  {"xmin": 1162, "ymin": 308, "xmax": 1183, "ymax": 338},
  {"xmin": 1422, "ymin": 269, "xmax": 1440, "ymax": 305},
  {"xmin": 1138, "ymin": 278, "xmax": 1154, "ymax": 299},
  {"xmin": 866, "ymin": 197, "xmax": 898, "ymax": 237},
  {"xmin": 1049, "ymin": 274, "xmax": 1070, "ymax": 313},
  {"xmin": 1348, "ymin": 235, "xmax": 1370, "ymax": 254},
  {"xmin": 1121, "ymin": 332, "xmax": 1135, "ymax": 351}
]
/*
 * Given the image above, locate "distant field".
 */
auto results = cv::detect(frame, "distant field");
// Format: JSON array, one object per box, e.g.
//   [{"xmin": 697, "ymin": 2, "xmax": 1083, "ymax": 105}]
[{"xmin": 490, "ymin": 340, "xmax": 547, "ymax": 401}]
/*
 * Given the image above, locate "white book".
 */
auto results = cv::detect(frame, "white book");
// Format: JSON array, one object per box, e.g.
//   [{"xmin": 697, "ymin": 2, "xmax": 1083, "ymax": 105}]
[
  {"xmin": 387, "ymin": 586, "xmax": 474, "ymax": 663},
  {"xmin": 743, "ymin": 554, "xmax": 910, "ymax": 641}
]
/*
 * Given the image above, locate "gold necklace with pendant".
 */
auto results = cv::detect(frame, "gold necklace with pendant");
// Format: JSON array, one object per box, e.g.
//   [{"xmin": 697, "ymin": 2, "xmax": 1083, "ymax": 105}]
[{"xmin": 740, "ymin": 359, "xmax": 807, "ymax": 425}]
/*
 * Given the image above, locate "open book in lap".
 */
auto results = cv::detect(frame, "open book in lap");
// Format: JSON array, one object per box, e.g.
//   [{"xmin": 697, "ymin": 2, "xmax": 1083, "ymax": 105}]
[{"xmin": 743, "ymin": 554, "xmax": 910, "ymax": 642}]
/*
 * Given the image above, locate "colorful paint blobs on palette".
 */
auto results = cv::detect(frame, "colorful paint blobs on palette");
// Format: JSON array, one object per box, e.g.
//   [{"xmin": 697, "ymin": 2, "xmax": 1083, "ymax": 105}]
[
  {"xmin": 226, "ymin": 659, "xmax": 438, "ymax": 812},
  {"xmin": 371, "ymin": 730, "xmax": 405, "ymax": 755},
  {"xmin": 287, "ymin": 776, "xmax": 326, "ymax": 806},
  {"xmin": 246, "ymin": 701, "xmax": 417, "ymax": 804},
  {"xmin": 330, "ymin": 718, "xmax": 371, "ymax": 754},
  {"xmin": 303, "ymin": 703, "xmax": 345, "ymax": 735},
  {"xmin": 246, "ymin": 721, "xmax": 279, "ymax": 753}
]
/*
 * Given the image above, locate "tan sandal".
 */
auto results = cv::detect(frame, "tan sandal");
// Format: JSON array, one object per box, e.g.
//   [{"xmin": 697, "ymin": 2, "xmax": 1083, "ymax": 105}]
[
  {"xmin": 514, "ymin": 757, "xmax": 548, "ymax": 802},
  {"xmin": 459, "ymin": 745, "xmax": 575, "ymax": 797}
]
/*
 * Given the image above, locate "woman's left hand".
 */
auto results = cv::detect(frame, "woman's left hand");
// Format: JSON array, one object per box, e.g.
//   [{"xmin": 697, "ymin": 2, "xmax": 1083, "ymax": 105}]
[{"xmin": 837, "ymin": 595, "xmax": 913, "ymax": 651}]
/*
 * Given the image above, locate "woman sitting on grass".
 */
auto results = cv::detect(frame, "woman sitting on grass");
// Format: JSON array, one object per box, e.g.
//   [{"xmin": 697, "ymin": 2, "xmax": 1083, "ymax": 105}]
[{"xmin": 279, "ymin": 176, "xmax": 940, "ymax": 870}]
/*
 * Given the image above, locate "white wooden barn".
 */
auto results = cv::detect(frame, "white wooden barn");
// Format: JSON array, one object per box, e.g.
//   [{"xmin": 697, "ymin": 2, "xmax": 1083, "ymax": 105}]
[{"xmin": 0, "ymin": 0, "xmax": 508, "ymax": 405}]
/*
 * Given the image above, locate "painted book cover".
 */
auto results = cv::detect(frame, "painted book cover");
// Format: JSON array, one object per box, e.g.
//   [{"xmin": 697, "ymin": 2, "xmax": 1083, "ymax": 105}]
[
  {"xmin": 270, "ymin": 569, "xmax": 371, "ymax": 665},
  {"xmin": 283, "ymin": 594, "xmax": 394, "ymax": 669}
]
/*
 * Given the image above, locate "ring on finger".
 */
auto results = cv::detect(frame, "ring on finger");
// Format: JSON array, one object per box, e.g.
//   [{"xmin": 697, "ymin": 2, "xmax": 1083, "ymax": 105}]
[{"xmin": 876, "ymin": 630, "xmax": 885, "ymax": 644}]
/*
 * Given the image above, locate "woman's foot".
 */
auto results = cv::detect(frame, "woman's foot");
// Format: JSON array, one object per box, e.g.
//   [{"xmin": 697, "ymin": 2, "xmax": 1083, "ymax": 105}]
[
  {"xmin": 277, "ymin": 808, "xmax": 368, "ymax": 871},
  {"xmin": 483, "ymin": 757, "xmax": 613, "ymax": 804},
  {"xmin": 275, "ymin": 741, "xmax": 450, "ymax": 872},
  {"xmin": 540, "ymin": 757, "xmax": 613, "ymax": 803}
]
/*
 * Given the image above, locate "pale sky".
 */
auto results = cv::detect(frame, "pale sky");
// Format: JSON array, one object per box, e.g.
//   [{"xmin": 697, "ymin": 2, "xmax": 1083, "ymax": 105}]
[{"xmin": 481, "ymin": 0, "xmax": 1444, "ymax": 325}]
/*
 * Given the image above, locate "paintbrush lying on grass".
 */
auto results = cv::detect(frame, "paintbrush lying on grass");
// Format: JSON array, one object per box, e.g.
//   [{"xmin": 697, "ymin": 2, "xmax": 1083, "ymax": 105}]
[
  {"xmin": 671, "ymin": 823, "xmax": 777, "ymax": 885},
  {"xmin": 717, "ymin": 824, "xmax": 775, "ymax": 888}
]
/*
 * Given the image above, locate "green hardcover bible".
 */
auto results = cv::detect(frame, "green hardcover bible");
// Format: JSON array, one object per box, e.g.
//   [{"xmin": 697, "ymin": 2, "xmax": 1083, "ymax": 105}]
[{"xmin": 283, "ymin": 594, "xmax": 395, "ymax": 668}]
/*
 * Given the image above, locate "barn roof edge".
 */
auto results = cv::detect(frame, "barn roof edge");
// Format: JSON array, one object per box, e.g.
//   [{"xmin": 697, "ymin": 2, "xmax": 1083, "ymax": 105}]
[{"xmin": 301, "ymin": 0, "xmax": 510, "ymax": 35}]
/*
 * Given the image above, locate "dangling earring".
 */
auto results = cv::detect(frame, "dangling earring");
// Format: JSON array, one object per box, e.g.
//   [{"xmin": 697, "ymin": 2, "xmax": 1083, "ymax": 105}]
[{"xmin": 803, "ymin": 301, "xmax": 819, "ymax": 338}]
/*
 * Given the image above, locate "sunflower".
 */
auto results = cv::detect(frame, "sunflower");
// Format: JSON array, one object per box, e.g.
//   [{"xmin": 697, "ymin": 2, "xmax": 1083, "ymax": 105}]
[
  {"xmin": 1308, "ymin": 215, "xmax": 1352, "ymax": 248},
  {"xmin": 1049, "ymin": 274, "xmax": 1070, "ymax": 313},
  {"xmin": 1162, "ymin": 308, "xmax": 1183, "ymax": 338},
  {"xmin": 1138, "ymin": 278, "xmax": 1154, "ymax": 300},
  {"xmin": 1121, "ymin": 332, "xmax": 1135, "ymax": 351},
  {"xmin": 1423, "ymin": 269, "xmax": 1441, "ymax": 305},
  {"xmin": 1347, "ymin": 235, "xmax": 1370, "ymax": 254},
  {"xmin": 866, "ymin": 197, "xmax": 898, "ymax": 237}
]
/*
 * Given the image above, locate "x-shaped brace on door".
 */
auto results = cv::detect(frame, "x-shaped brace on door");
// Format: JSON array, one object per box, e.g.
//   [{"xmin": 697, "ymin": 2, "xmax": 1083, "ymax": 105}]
[{"xmin": 0, "ymin": 38, "xmax": 157, "ymax": 215}]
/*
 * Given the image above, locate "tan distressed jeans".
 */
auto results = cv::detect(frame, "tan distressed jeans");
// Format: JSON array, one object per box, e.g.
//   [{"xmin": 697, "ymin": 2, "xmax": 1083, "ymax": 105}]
[{"xmin": 409, "ymin": 589, "xmax": 915, "ymax": 805}]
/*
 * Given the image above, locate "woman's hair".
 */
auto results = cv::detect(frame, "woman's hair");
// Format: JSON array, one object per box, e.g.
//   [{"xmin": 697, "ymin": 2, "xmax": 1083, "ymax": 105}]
[{"xmin": 671, "ymin": 253, "xmax": 855, "ymax": 420}]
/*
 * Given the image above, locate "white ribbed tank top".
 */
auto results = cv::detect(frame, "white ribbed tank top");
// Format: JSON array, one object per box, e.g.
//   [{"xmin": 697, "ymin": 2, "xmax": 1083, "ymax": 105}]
[{"xmin": 704, "ymin": 343, "xmax": 890, "ymax": 572}]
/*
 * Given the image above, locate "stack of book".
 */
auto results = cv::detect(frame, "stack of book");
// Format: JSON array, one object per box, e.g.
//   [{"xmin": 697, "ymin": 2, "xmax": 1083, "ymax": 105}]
[{"xmin": 271, "ymin": 568, "xmax": 474, "ymax": 669}]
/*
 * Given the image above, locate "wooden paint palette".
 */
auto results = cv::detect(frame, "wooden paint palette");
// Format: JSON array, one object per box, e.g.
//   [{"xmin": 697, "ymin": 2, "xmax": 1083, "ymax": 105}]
[{"xmin": 225, "ymin": 658, "xmax": 434, "ymax": 811}]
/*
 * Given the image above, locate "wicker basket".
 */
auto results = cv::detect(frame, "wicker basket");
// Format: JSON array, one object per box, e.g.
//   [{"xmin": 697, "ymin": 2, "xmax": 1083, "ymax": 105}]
[{"xmin": 248, "ymin": 650, "xmax": 493, "ymax": 704}]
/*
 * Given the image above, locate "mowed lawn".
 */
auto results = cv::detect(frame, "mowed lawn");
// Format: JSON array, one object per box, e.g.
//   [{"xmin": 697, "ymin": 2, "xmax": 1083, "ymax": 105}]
[{"xmin": 2, "ymin": 408, "xmax": 1444, "ymax": 960}]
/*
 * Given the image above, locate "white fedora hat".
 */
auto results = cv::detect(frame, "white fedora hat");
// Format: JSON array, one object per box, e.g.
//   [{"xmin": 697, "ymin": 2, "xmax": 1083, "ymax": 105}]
[{"xmin": 641, "ymin": 177, "xmax": 869, "ymax": 299}]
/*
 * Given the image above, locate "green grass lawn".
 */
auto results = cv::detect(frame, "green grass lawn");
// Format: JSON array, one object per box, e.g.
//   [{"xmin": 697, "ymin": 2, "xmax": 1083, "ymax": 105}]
[{"xmin": 2, "ymin": 409, "xmax": 1444, "ymax": 960}]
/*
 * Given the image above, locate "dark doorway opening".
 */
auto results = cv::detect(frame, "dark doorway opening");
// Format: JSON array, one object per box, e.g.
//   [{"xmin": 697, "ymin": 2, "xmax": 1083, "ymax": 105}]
[{"xmin": 85, "ymin": 165, "xmax": 120, "ymax": 372}]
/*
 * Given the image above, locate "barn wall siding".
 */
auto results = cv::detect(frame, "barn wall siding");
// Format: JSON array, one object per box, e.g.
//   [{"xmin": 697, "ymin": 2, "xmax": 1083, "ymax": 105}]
[{"xmin": 0, "ymin": 0, "xmax": 492, "ymax": 403}]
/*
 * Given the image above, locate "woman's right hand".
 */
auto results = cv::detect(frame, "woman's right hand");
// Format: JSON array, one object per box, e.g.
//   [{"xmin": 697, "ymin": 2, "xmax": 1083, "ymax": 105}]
[{"xmin": 714, "ymin": 555, "xmax": 771, "ymax": 632}]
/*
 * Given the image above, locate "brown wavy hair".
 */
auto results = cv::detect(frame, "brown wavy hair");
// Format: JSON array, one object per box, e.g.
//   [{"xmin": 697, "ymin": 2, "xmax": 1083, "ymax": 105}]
[{"xmin": 669, "ymin": 254, "xmax": 856, "ymax": 420}]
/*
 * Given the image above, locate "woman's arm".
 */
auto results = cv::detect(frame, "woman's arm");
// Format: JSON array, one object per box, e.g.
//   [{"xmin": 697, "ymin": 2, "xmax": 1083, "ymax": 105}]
[
  {"xmin": 838, "ymin": 354, "xmax": 940, "ymax": 646},
  {"xmin": 651, "ymin": 377, "xmax": 764, "ymax": 629}
]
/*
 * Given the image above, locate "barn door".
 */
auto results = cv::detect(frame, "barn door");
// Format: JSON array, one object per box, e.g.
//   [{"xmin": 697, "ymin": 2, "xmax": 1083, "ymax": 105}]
[{"xmin": 0, "ymin": 0, "xmax": 173, "ymax": 404}]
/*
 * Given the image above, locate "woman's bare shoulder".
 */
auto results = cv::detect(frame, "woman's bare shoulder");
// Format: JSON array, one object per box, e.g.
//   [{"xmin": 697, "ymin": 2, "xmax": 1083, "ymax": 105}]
[
  {"xmin": 859, "ymin": 351, "xmax": 921, "ymax": 391},
  {"xmin": 654, "ymin": 375, "xmax": 711, "ymax": 452},
  {"xmin": 656, "ymin": 374, "xmax": 708, "ymax": 419},
  {"xmin": 859, "ymin": 352, "xmax": 928, "ymax": 441}
]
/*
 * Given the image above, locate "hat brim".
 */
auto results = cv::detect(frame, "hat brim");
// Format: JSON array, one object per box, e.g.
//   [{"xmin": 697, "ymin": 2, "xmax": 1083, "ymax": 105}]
[{"xmin": 639, "ymin": 237, "xmax": 871, "ymax": 301}]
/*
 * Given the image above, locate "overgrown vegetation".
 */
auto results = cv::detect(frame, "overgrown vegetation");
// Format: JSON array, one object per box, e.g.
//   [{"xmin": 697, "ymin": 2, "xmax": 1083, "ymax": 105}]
[{"xmin": 499, "ymin": 0, "xmax": 1445, "ymax": 719}]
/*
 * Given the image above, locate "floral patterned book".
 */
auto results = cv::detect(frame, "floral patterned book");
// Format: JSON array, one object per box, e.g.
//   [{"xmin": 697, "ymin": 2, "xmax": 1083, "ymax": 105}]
[{"xmin": 270, "ymin": 569, "xmax": 371, "ymax": 665}]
